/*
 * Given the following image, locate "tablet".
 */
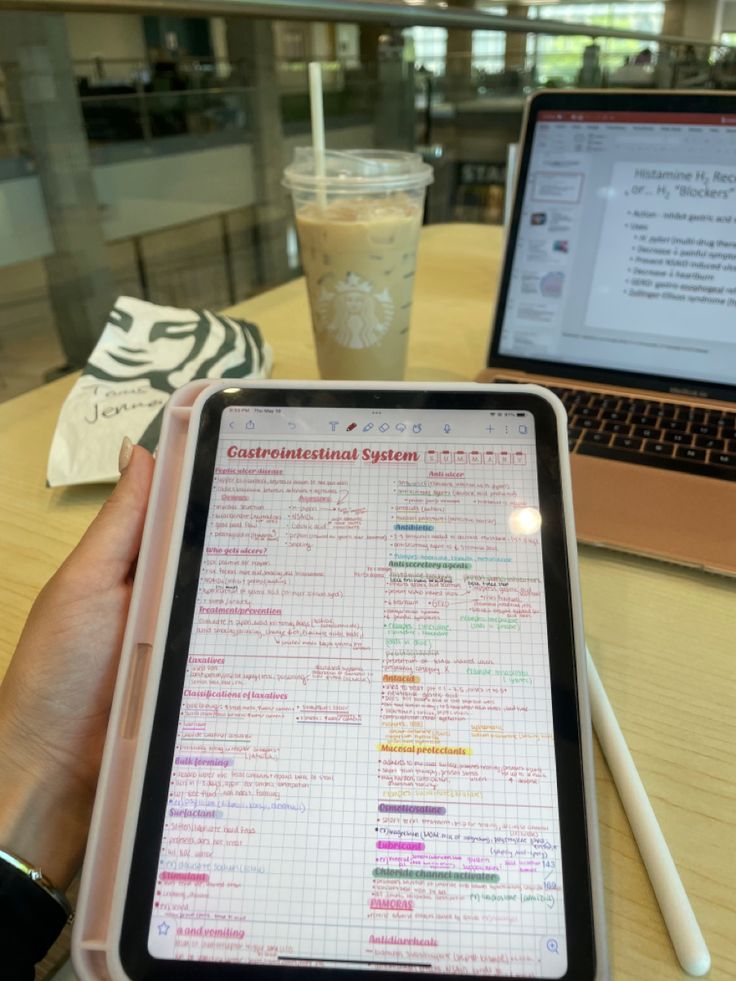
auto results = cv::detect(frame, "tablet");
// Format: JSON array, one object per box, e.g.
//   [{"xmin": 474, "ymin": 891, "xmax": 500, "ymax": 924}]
[{"xmin": 106, "ymin": 382, "xmax": 605, "ymax": 980}]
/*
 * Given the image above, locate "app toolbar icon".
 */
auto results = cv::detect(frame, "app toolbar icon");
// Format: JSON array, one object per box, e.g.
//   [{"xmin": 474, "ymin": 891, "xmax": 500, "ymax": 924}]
[
  {"xmin": 378, "ymin": 423, "xmax": 390, "ymax": 433},
  {"xmin": 363, "ymin": 422, "xmax": 374, "ymax": 432}
]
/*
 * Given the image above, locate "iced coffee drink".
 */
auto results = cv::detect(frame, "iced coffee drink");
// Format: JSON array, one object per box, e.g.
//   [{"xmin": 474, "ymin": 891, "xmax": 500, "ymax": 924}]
[{"xmin": 284, "ymin": 150, "xmax": 433, "ymax": 380}]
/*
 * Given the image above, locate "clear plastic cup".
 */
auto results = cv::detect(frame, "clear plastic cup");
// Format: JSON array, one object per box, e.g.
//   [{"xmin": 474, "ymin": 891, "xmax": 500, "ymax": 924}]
[{"xmin": 283, "ymin": 148, "xmax": 433, "ymax": 380}]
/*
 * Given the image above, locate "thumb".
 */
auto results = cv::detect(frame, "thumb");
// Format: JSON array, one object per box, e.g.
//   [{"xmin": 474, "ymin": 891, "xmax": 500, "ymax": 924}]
[{"xmin": 69, "ymin": 442, "xmax": 155, "ymax": 588}]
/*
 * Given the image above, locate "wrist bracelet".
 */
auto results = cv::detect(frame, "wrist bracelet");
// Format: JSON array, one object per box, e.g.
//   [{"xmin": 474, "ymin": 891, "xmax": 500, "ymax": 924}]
[
  {"xmin": 0, "ymin": 846, "xmax": 74, "ymax": 967},
  {"xmin": 0, "ymin": 846, "xmax": 73, "ymax": 922}
]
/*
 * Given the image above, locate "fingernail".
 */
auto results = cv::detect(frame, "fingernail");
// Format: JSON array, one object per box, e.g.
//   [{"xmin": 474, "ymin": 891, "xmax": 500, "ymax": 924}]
[{"xmin": 118, "ymin": 436, "xmax": 133, "ymax": 473}]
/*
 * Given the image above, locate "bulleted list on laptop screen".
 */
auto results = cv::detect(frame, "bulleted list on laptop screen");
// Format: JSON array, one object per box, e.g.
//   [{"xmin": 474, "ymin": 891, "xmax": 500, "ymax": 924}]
[{"xmin": 499, "ymin": 110, "xmax": 736, "ymax": 387}]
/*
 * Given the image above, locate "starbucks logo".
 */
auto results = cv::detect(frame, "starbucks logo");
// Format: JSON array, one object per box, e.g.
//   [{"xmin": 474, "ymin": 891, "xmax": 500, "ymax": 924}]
[{"xmin": 317, "ymin": 273, "xmax": 394, "ymax": 349}]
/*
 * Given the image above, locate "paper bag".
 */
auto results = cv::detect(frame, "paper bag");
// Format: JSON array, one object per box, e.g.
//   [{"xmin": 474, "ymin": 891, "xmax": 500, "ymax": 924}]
[{"xmin": 47, "ymin": 296, "xmax": 273, "ymax": 486}]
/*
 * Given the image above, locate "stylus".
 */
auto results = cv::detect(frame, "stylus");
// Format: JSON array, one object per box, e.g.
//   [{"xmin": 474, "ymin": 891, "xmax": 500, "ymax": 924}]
[{"xmin": 585, "ymin": 646, "xmax": 711, "ymax": 977}]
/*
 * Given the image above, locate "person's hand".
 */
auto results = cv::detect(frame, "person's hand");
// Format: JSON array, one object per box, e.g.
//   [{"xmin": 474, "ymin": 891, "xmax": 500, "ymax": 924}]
[{"xmin": 0, "ymin": 442, "xmax": 154, "ymax": 889}]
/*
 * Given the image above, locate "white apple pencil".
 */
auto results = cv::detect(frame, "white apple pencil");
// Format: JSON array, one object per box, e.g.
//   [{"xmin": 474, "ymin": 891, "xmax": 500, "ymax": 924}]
[{"xmin": 585, "ymin": 646, "xmax": 711, "ymax": 977}]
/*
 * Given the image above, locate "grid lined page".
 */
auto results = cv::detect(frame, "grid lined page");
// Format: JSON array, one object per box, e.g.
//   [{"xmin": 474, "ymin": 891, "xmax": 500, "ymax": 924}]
[{"xmin": 148, "ymin": 406, "xmax": 567, "ymax": 978}]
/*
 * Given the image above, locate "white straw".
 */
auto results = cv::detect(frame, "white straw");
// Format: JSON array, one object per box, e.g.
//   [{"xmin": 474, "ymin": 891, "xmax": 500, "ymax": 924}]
[
  {"xmin": 308, "ymin": 61, "xmax": 326, "ymax": 210},
  {"xmin": 586, "ymin": 646, "xmax": 711, "ymax": 977}
]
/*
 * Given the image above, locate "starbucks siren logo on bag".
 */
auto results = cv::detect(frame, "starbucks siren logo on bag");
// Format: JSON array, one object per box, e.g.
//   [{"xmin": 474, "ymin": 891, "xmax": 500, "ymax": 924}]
[
  {"xmin": 317, "ymin": 273, "xmax": 394, "ymax": 349},
  {"xmin": 46, "ymin": 296, "xmax": 272, "ymax": 487}
]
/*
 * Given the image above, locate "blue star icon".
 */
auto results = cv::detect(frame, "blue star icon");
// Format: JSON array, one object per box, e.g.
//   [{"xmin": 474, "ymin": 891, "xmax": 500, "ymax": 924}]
[{"xmin": 157, "ymin": 921, "xmax": 171, "ymax": 936}]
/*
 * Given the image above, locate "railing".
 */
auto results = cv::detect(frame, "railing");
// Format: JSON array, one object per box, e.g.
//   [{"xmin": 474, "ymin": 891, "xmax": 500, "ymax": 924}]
[
  {"xmin": 0, "ymin": 0, "xmax": 728, "ymax": 50},
  {"xmin": 61, "ymin": 36, "xmax": 736, "ymax": 106},
  {"xmin": 1, "ymin": 5, "xmax": 733, "ymax": 172},
  {"xmin": 79, "ymin": 86, "xmax": 250, "ymax": 145}
]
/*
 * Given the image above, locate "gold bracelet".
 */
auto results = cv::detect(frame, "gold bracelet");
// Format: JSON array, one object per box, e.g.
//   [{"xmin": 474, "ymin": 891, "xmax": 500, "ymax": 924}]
[{"xmin": 0, "ymin": 846, "xmax": 74, "ymax": 922}]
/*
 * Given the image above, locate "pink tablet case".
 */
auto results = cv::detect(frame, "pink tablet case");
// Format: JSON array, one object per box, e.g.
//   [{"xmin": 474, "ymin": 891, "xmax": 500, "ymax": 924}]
[
  {"xmin": 71, "ymin": 380, "xmax": 607, "ymax": 980},
  {"xmin": 72, "ymin": 380, "xmax": 213, "ymax": 980}
]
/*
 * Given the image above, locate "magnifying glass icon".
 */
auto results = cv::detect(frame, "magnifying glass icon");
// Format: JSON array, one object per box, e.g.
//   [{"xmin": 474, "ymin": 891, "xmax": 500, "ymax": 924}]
[{"xmin": 546, "ymin": 939, "xmax": 559, "ymax": 954}]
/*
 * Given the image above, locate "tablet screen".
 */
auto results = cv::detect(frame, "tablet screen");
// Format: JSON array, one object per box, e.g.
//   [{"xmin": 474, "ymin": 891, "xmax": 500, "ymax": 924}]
[{"xmin": 122, "ymin": 388, "xmax": 595, "ymax": 981}]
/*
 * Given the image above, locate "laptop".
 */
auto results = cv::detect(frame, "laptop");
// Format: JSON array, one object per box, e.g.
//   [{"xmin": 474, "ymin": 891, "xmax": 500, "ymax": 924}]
[{"xmin": 481, "ymin": 90, "xmax": 736, "ymax": 576}]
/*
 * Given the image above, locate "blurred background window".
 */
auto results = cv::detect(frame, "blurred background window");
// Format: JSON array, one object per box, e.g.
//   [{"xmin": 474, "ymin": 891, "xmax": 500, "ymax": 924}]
[
  {"xmin": 472, "ymin": 6, "xmax": 508, "ymax": 75},
  {"xmin": 406, "ymin": 26, "xmax": 449, "ymax": 75},
  {"xmin": 528, "ymin": 3, "xmax": 665, "ymax": 85}
]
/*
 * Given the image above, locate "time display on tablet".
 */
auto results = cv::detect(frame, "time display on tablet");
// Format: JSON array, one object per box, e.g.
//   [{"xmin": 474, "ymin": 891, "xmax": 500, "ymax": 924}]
[{"xmin": 144, "ymin": 403, "xmax": 568, "ymax": 978}]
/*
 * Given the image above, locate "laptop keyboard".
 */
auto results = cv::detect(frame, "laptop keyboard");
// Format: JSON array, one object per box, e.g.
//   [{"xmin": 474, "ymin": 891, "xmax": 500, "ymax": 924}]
[{"xmin": 495, "ymin": 380, "xmax": 736, "ymax": 482}]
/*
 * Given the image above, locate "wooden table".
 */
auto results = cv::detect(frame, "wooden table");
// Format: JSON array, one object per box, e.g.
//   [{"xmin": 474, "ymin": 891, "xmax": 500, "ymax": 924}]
[{"xmin": 0, "ymin": 224, "xmax": 734, "ymax": 980}]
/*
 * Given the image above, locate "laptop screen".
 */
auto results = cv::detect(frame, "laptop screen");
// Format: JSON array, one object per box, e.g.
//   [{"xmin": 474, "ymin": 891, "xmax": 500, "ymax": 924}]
[{"xmin": 495, "ymin": 103, "xmax": 736, "ymax": 392}]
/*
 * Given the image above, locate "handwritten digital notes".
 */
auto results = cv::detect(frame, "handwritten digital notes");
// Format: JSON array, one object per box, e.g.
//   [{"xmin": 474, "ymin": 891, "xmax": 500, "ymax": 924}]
[{"xmin": 149, "ymin": 430, "xmax": 565, "ymax": 976}]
